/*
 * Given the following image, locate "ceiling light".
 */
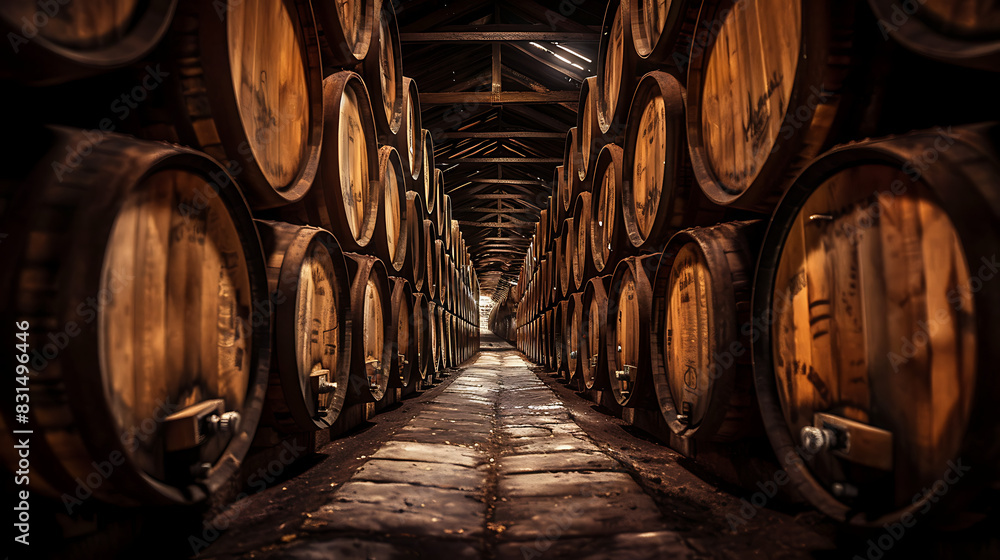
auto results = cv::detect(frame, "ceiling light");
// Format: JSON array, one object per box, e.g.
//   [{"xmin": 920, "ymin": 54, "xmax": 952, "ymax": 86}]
[{"xmin": 554, "ymin": 44, "xmax": 592, "ymax": 63}]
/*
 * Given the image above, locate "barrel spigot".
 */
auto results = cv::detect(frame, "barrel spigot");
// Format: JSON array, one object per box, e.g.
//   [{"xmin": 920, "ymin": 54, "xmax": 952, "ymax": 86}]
[
  {"xmin": 800, "ymin": 425, "xmax": 838, "ymax": 455},
  {"xmin": 205, "ymin": 411, "xmax": 241, "ymax": 437}
]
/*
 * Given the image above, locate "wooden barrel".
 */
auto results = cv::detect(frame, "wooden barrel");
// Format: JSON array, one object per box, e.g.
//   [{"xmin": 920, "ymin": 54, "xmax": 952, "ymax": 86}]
[
  {"xmin": 581, "ymin": 276, "xmax": 613, "ymax": 390},
  {"xmin": 537, "ymin": 315, "xmax": 546, "ymax": 366},
  {"xmin": 544, "ymin": 309, "xmax": 557, "ymax": 371},
  {"xmin": 359, "ymin": 0, "xmax": 403, "ymax": 138},
  {"xmin": 445, "ymin": 313, "xmax": 456, "ymax": 368},
  {"xmin": 442, "ymin": 194, "xmax": 454, "ymax": 252},
  {"xmin": 576, "ymin": 77, "xmax": 605, "ymax": 182},
  {"xmin": 539, "ymin": 257, "xmax": 549, "ymax": 314},
  {"xmin": 629, "ymin": 0, "xmax": 701, "ymax": 71},
  {"xmin": 562, "ymin": 129, "xmax": 582, "ymax": 216},
  {"xmin": 422, "ymin": 129, "xmax": 437, "ymax": 215},
  {"xmin": 405, "ymin": 192, "xmax": 427, "ymax": 292},
  {"xmin": 522, "ymin": 319, "xmax": 529, "ymax": 360},
  {"xmin": 623, "ymin": 71, "xmax": 720, "ymax": 253},
  {"xmin": 0, "ymin": 0, "xmax": 177, "ymax": 85},
  {"xmin": 288, "ymin": 71, "xmax": 378, "ymax": 251},
  {"xmin": 571, "ymin": 192, "xmax": 595, "ymax": 291},
  {"xmin": 423, "ymin": 219, "xmax": 438, "ymax": 299},
  {"xmin": 0, "ymin": 128, "xmax": 269, "ymax": 506},
  {"xmin": 686, "ymin": 0, "xmax": 860, "ymax": 212},
  {"xmin": 533, "ymin": 314, "xmax": 542, "ymax": 364},
  {"xmin": 868, "ymin": 0, "xmax": 1000, "ymax": 71},
  {"xmin": 566, "ymin": 293, "xmax": 586, "ymax": 384},
  {"xmin": 531, "ymin": 223, "xmax": 540, "ymax": 270},
  {"xmin": 535, "ymin": 316, "xmax": 542, "ymax": 365},
  {"xmin": 314, "ymin": 0, "xmax": 375, "ymax": 67},
  {"xmin": 434, "ymin": 239, "xmax": 447, "ymax": 305},
  {"xmin": 597, "ymin": 0, "xmax": 638, "ymax": 137},
  {"xmin": 538, "ymin": 209, "xmax": 551, "ymax": 255},
  {"xmin": 258, "ymin": 221, "xmax": 352, "ymax": 432},
  {"xmin": 433, "ymin": 179, "xmax": 447, "ymax": 234},
  {"xmin": 388, "ymin": 278, "xmax": 417, "ymax": 389},
  {"xmin": 446, "ymin": 313, "xmax": 457, "ymax": 368},
  {"xmin": 555, "ymin": 300, "xmax": 571, "ymax": 381},
  {"xmin": 344, "ymin": 254, "xmax": 393, "ymax": 404},
  {"xmin": 650, "ymin": 221, "xmax": 763, "ymax": 443},
  {"xmin": 442, "ymin": 254, "xmax": 454, "ymax": 312},
  {"xmin": 526, "ymin": 319, "xmax": 534, "ymax": 362},
  {"xmin": 543, "ymin": 250, "xmax": 556, "ymax": 309},
  {"xmin": 412, "ymin": 292, "xmax": 433, "ymax": 384},
  {"xmin": 559, "ymin": 218, "xmax": 576, "ymax": 298},
  {"xmin": 373, "ymin": 145, "xmax": 408, "ymax": 273},
  {"xmin": 752, "ymin": 125, "xmax": 1000, "ymax": 526},
  {"xmin": 552, "ymin": 229, "xmax": 564, "ymax": 306},
  {"xmin": 433, "ymin": 304, "xmax": 446, "ymax": 372},
  {"xmin": 398, "ymin": 77, "xmax": 423, "ymax": 182},
  {"xmin": 606, "ymin": 254, "xmax": 661, "ymax": 408},
  {"xmin": 462, "ymin": 319, "xmax": 472, "ymax": 363},
  {"xmin": 591, "ymin": 144, "xmax": 632, "ymax": 274},
  {"xmin": 426, "ymin": 301, "xmax": 440, "ymax": 380},
  {"xmin": 151, "ymin": 0, "xmax": 323, "ymax": 209},
  {"xmin": 450, "ymin": 221, "xmax": 461, "ymax": 261},
  {"xmin": 549, "ymin": 169, "xmax": 562, "ymax": 231}
]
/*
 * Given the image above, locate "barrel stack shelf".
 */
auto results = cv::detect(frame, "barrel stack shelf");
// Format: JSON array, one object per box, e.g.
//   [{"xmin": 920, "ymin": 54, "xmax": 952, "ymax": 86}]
[
  {"xmin": 0, "ymin": 0, "xmax": 480, "ymax": 539},
  {"xmin": 492, "ymin": 0, "xmax": 1000, "ymax": 530}
]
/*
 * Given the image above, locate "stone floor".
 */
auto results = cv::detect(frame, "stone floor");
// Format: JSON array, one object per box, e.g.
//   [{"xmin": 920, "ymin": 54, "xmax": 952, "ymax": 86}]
[
  {"xmin": 193, "ymin": 333, "xmax": 997, "ymax": 560},
  {"xmin": 249, "ymin": 347, "xmax": 695, "ymax": 559}
]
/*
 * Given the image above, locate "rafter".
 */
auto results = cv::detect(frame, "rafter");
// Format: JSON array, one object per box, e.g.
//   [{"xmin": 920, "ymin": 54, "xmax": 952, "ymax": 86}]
[
  {"xmin": 421, "ymin": 91, "xmax": 579, "ymax": 104},
  {"xmin": 400, "ymin": 29, "xmax": 599, "ymax": 43},
  {"xmin": 441, "ymin": 157, "xmax": 561, "ymax": 164}
]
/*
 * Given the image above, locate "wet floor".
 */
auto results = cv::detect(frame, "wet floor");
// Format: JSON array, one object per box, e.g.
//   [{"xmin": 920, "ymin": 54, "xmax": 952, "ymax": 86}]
[{"xmin": 197, "ymin": 333, "xmax": 839, "ymax": 559}]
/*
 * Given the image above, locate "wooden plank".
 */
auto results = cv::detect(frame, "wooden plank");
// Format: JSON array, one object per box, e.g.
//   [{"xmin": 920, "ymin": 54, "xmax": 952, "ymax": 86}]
[
  {"xmin": 467, "ymin": 237, "xmax": 531, "ymax": 245},
  {"xmin": 439, "ymin": 131, "xmax": 565, "ymax": 139},
  {"xmin": 458, "ymin": 220, "xmax": 536, "ymax": 228},
  {"xmin": 472, "ymin": 248, "xmax": 528, "ymax": 253},
  {"xmin": 459, "ymin": 208, "xmax": 540, "ymax": 214},
  {"xmin": 400, "ymin": 30, "xmax": 599, "ymax": 43},
  {"xmin": 421, "ymin": 91, "xmax": 580, "ymax": 104},
  {"xmin": 441, "ymin": 157, "xmax": 562, "ymax": 164},
  {"xmin": 468, "ymin": 237, "xmax": 533, "ymax": 243},
  {"xmin": 459, "ymin": 177, "xmax": 547, "ymax": 185},
  {"xmin": 492, "ymin": 43, "xmax": 502, "ymax": 99},
  {"xmin": 467, "ymin": 193, "xmax": 539, "ymax": 200}
]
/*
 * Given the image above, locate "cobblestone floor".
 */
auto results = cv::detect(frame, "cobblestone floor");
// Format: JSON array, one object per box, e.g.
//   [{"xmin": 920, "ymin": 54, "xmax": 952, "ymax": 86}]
[
  {"xmin": 193, "ymin": 333, "xmax": 1000, "ymax": 560},
  {"xmin": 255, "ymin": 346, "xmax": 695, "ymax": 559}
]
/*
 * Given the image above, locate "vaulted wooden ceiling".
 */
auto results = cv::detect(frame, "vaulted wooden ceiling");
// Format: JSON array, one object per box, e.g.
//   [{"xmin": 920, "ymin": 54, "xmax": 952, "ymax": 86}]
[{"xmin": 396, "ymin": 0, "xmax": 604, "ymax": 298}]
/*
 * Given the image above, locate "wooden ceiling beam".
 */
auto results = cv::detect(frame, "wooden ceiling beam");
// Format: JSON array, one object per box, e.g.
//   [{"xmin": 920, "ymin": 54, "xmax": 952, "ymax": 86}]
[
  {"xmin": 401, "ymin": 29, "xmax": 599, "ymax": 43},
  {"xmin": 468, "ymin": 236, "xmax": 534, "ymax": 242},
  {"xmin": 458, "ymin": 178, "xmax": 546, "ymax": 185},
  {"xmin": 467, "ymin": 193, "xmax": 540, "ymax": 200},
  {"xmin": 439, "ymin": 131, "xmax": 564, "ymax": 139},
  {"xmin": 458, "ymin": 220, "xmax": 536, "ymax": 228},
  {"xmin": 459, "ymin": 208, "xmax": 540, "ymax": 214},
  {"xmin": 421, "ymin": 91, "xmax": 580, "ymax": 104},
  {"xmin": 441, "ymin": 157, "xmax": 561, "ymax": 164}
]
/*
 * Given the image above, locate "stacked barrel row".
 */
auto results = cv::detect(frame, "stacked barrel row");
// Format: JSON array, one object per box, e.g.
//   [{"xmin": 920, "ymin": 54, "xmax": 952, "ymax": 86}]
[
  {"xmin": 488, "ymin": 295, "xmax": 518, "ymax": 344},
  {"xmin": 0, "ymin": 0, "xmax": 479, "ymax": 516},
  {"xmin": 504, "ymin": 0, "xmax": 1000, "ymax": 529}
]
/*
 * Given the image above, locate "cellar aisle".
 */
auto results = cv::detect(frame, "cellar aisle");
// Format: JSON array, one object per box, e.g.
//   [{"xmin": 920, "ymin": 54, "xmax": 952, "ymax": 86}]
[{"xmin": 199, "ymin": 333, "xmax": 835, "ymax": 560}]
